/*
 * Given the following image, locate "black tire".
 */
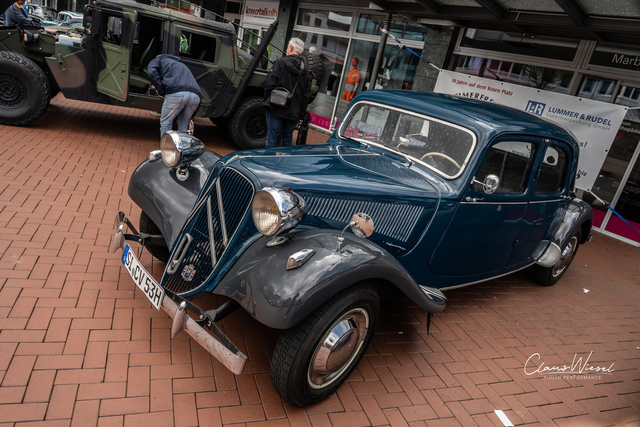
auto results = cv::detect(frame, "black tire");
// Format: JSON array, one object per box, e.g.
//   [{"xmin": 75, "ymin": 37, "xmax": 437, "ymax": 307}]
[
  {"xmin": 532, "ymin": 231, "xmax": 581, "ymax": 286},
  {"xmin": 228, "ymin": 96, "xmax": 267, "ymax": 150},
  {"xmin": 0, "ymin": 51, "xmax": 50, "ymax": 125},
  {"xmin": 270, "ymin": 283, "xmax": 380, "ymax": 407},
  {"xmin": 139, "ymin": 211, "xmax": 170, "ymax": 263}
]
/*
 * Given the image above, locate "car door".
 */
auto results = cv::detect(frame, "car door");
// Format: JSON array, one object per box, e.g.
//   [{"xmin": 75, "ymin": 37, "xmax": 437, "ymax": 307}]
[
  {"xmin": 172, "ymin": 24, "xmax": 233, "ymax": 116},
  {"xmin": 430, "ymin": 138, "xmax": 539, "ymax": 277},
  {"xmin": 508, "ymin": 141, "xmax": 572, "ymax": 266},
  {"xmin": 96, "ymin": 8, "xmax": 137, "ymax": 102}
]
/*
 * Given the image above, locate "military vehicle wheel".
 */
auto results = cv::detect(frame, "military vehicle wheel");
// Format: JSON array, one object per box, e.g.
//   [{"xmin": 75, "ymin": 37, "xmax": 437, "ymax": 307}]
[
  {"xmin": 532, "ymin": 231, "xmax": 581, "ymax": 286},
  {"xmin": 0, "ymin": 51, "xmax": 50, "ymax": 126},
  {"xmin": 139, "ymin": 211, "xmax": 170, "ymax": 263},
  {"xmin": 228, "ymin": 96, "xmax": 267, "ymax": 150},
  {"xmin": 301, "ymin": 52, "xmax": 323, "ymax": 82},
  {"xmin": 270, "ymin": 283, "xmax": 380, "ymax": 407}
]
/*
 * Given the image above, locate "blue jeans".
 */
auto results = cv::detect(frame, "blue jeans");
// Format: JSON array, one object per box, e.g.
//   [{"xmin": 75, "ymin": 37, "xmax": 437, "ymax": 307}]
[
  {"xmin": 265, "ymin": 110, "xmax": 297, "ymax": 148},
  {"xmin": 160, "ymin": 91, "xmax": 201, "ymax": 137}
]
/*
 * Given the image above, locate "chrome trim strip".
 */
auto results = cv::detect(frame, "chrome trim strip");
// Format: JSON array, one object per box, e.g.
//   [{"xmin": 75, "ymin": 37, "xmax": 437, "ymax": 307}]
[
  {"xmin": 439, "ymin": 262, "xmax": 535, "ymax": 291},
  {"xmin": 215, "ymin": 179, "xmax": 229, "ymax": 246},
  {"xmin": 528, "ymin": 198, "xmax": 565, "ymax": 203},
  {"xmin": 336, "ymin": 100, "xmax": 477, "ymax": 180},
  {"xmin": 206, "ymin": 197, "xmax": 218, "ymax": 266},
  {"xmin": 460, "ymin": 201, "xmax": 528, "ymax": 205}
]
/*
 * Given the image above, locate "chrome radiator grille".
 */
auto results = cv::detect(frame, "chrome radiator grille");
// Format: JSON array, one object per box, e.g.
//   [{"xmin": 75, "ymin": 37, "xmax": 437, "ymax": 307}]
[
  {"xmin": 303, "ymin": 195, "xmax": 424, "ymax": 243},
  {"xmin": 161, "ymin": 168, "xmax": 254, "ymax": 295}
]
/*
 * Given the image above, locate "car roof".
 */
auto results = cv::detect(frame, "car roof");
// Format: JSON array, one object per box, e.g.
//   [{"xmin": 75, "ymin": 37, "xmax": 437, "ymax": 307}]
[
  {"xmin": 95, "ymin": 0, "xmax": 236, "ymax": 35},
  {"xmin": 352, "ymin": 90, "xmax": 579, "ymax": 148}
]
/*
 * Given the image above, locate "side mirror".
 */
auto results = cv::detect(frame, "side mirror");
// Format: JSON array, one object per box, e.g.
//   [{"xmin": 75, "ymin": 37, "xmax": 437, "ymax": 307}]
[
  {"xmin": 349, "ymin": 213, "xmax": 374, "ymax": 238},
  {"xmin": 472, "ymin": 174, "xmax": 500, "ymax": 194}
]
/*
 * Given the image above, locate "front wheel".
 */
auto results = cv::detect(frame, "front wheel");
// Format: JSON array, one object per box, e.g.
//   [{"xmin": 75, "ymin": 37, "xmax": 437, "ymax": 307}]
[
  {"xmin": 270, "ymin": 284, "xmax": 380, "ymax": 407},
  {"xmin": 228, "ymin": 96, "xmax": 267, "ymax": 150},
  {"xmin": 0, "ymin": 51, "xmax": 50, "ymax": 125},
  {"xmin": 532, "ymin": 231, "xmax": 581, "ymax": 286}
]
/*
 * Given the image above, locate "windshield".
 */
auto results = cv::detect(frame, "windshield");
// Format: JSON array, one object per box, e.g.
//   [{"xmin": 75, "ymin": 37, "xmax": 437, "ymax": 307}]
[{"xmin": 339, "ymin": 101, "xmax": 476, "ymax": 179}]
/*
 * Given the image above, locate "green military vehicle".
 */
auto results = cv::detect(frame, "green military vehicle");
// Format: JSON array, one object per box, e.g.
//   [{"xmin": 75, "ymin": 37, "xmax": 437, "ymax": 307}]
[{"xmin": 0, "ymin": 0, "xmax": 275, "ymax": 149}]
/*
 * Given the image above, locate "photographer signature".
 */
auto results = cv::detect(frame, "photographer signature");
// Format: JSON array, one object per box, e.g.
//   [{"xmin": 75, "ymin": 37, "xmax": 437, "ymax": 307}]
[{"xmin": 524, "ymin": 351, "xmax": 615, "ymax": 376}]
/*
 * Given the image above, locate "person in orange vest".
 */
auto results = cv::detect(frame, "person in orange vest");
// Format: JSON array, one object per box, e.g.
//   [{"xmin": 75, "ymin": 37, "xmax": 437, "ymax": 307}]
[{"xmin": 342, "ymin": 57, "xmax": 361, "ymax": 101}]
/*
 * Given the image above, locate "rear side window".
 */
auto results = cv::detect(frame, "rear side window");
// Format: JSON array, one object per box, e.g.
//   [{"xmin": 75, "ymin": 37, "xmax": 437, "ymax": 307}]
[
  {"xmin": 536, "ymin": 146, "xmax": 567, "ymax": 194},
  {"xmin": 475, "ymin": 141, "xmax": 537, "ymax": 194},
  {"xmin": 179, "ymin": 30, "xmax": 217, "ymax": 63}
]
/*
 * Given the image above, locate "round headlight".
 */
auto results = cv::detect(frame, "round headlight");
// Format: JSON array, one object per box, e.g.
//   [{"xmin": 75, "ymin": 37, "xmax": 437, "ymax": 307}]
[
  {"xmin": 161, "ymin": 131, "xmax": 180, "ymax": 167},
  {"xmin": 252, "ymin": 190, "xmax": 280, "ymax": 237},
  {"xmin": 160, "ymin": 131, "xmax": 205, "ymax": 169},
  {"xmin": 252, "ymin": 188, "xmax": 305, "ymax": 237}
]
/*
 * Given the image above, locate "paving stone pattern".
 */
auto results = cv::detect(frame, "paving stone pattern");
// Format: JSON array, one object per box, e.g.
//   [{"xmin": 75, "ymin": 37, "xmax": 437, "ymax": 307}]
[{"xmin": 0, "ymin": 95, "xmax": 639, "ymax": 426}]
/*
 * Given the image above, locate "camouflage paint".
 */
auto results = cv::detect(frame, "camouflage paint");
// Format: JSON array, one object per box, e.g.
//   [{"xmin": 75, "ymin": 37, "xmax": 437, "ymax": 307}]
[{"xmin": 1, "ymin": 0, "xmax": 268, "ymax": 121}]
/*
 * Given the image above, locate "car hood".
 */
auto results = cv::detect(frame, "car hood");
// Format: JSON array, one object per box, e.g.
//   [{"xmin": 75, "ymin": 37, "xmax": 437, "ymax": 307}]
[{"xmin": 233, "ymin": 143, "xmax": 442, "ymax": 252}]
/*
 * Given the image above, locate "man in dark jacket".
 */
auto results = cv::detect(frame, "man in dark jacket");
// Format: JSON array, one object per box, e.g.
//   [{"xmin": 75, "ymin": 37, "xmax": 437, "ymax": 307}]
[
  {"xmin": 147, "ymin": 54, "xmax": 202, "ymax": 137},
  {"xmin": 263, "ymin": 38, "xmax": 310, "ymax": 148},
  {"xmin": 5, "ymin": 0, "xmax": 34, "ymax": 26}
]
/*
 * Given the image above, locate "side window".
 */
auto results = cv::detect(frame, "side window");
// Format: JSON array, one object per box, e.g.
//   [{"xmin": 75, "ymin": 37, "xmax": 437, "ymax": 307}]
[
  {"xmin": 475, "ymin": 141, "xmax": 537, "ymax": 194},
  {"xmin": 178, "ymin": 30, "xmax": 217, "ymax": 63},
  {"xmin": 536, "ymin": 146, "xmax": 568, "ymax": 194},
  {"xmin": 103, "ymin": 14, "xmax": 123, "ymax": 46}
]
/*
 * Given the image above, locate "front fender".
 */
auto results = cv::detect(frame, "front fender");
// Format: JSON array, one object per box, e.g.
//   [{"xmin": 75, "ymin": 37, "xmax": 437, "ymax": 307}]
[
  {"xmin": 128, "ymin": 151, "xmax": 220, "ymax": 247},
  {"xmin": 213, "ymin": 229, "xmax": 446, "ymax": 330},
  {"xmin": 536, "ymin": 198, "xmax": 593, "ymax": 267}
]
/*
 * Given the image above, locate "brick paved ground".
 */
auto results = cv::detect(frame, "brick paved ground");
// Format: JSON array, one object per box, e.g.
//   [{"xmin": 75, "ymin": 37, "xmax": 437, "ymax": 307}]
[{"xmin": 0, "ymin": 94, "xmax": 639, "ymax": 427}]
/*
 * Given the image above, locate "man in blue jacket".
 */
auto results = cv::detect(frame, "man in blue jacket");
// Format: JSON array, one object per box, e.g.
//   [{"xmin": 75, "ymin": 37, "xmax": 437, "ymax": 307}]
[
  {"xmin": 5, "ymin": 0, "xmax": 34, "ymax": 26},
  {"xmin": 147, "ymin": 54, "xmax": 202, "ymax": 137}
]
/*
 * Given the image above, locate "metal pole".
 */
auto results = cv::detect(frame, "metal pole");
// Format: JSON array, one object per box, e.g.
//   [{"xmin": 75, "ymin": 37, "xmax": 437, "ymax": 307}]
[{"xmin": 369, "ymin": 12, "xmax": 391, "ymax": 91}]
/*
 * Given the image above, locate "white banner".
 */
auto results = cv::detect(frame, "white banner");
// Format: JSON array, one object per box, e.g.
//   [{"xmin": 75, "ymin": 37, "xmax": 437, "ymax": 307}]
[
  {"xmin": 434, "ymin": 70, "xmax": 628, "ymax": 191},
  {"xmin": 243, "ymin": 1, "xmax": 278, "ymax": 25}
]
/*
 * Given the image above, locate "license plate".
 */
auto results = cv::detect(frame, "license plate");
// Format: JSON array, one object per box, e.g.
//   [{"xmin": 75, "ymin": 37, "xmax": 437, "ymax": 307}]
[{"xmin": 122, "ymin": 245, "xmax": 165, "ymax": 310}]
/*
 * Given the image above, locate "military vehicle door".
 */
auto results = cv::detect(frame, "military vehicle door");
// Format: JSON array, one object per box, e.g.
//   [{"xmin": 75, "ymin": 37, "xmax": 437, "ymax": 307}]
[
  {"xmin": 96, "ymin": 8, "xmax": 137, "ymax": 102},
  {"xmin": 173, "ymin": 24, "xmax": 233, "ymax": 109}
]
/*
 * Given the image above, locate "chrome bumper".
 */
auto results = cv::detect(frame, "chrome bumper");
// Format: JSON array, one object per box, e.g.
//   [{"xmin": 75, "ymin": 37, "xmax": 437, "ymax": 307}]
[{"xmin": 111, "ymin": 212, "xmax": 247, "ymax": 375}]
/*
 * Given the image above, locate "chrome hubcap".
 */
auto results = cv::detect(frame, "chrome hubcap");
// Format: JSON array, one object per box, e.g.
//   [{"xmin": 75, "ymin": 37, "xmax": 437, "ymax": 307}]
[
  {"xmin": 308, "ymin": 308, "xmax": 369, "ymax": 389},
  {"xmin": 552, "ymin": 236, "xmax": 577, "ymax": 278}
]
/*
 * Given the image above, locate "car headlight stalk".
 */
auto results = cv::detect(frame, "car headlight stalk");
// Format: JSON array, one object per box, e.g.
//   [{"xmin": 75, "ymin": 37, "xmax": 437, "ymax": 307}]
[{"xmin": 252, "ymin": 187, "xmax": 306, "ymax": 245}]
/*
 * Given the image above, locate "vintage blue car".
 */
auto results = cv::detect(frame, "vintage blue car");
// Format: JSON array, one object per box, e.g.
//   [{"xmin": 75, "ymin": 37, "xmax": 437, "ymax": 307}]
[{"xmin": 111, "ymin": 91, "xmax": 593, "ymax": 406}]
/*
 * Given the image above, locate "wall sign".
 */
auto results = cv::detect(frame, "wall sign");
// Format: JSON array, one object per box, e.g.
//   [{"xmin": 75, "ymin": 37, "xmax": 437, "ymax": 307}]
[
  {"xmin": 243, "ymin": 1, "xmax": 278, "ymax": 26},
  {"xmin": 434, "ymin": 70, "xmax": 628, "ymax": 192}
]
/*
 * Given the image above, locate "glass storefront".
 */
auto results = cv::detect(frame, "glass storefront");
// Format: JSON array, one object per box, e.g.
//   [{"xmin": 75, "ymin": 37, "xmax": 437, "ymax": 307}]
[{"xmin": 294, "ymin": 9, "xmax": 427, "ymax": 131}]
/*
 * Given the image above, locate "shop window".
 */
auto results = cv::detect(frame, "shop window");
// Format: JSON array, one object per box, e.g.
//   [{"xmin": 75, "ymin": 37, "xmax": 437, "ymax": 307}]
[
  {"xmin": 296, "ymin": 9, "xmax": 352, "ymax": 31},
  {"xmin": 460, "ymin": 29, "xmax": 579, "ymax": 61},
  {"xmin": 536, "ymin": 147, "xmax": 567, "ymax": 194},
  {"xmin": 454, "ymin": 56, "xmax": 573, "ymax": 94},
  {"xmin": 357, "ymin": 14, "xmax": 427, "ymax": 42}
]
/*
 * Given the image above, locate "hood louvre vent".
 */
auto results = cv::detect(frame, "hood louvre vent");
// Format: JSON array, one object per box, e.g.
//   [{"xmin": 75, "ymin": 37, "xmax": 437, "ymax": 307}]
[
  {"xmin": 303, "ymin": 195, "xmax": 423, "ymax": 243},
  {"xmin": 161, "ymin": 168, "xmax": 254, "ymax": 295}
]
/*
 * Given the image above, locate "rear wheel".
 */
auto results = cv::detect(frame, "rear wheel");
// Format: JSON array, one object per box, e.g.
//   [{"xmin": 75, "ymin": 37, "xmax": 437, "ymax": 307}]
[
  {"xmin": 0, "ymin": 51, "xmax": 50, "ymax": 125},
  {"xmin": 532, "ymin": 231, "xmax": 581, "ymax": 286},
  {"xmin": 139, "ymin": 211, "xmax": 170, "ymax": 263},
  {"xmin": 228, "ymin": 96, "xmax": 267, "ymax": 150},
  {"xmin": 270, "ymin": 284, "xmax": 380, "ymax": 407}
]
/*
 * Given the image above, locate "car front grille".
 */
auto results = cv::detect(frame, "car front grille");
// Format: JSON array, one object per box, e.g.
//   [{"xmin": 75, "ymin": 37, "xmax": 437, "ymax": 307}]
[{"xmin": 161, "ymin": 167, "xmax": 254, "ymax": 295}]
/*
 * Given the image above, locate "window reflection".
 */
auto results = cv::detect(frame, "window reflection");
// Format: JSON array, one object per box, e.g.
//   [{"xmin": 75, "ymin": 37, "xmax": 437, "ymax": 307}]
[
  {"xmin": 357, "ymin": 14, "xmax": 428, "ymax": 42},
  {"xmin": 296, "ymin": 9, "xmax": 352, "ymax": 31},
  {"xmin": 454, "ymin": 56, "xmax": 573, "ymax": 93}
]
